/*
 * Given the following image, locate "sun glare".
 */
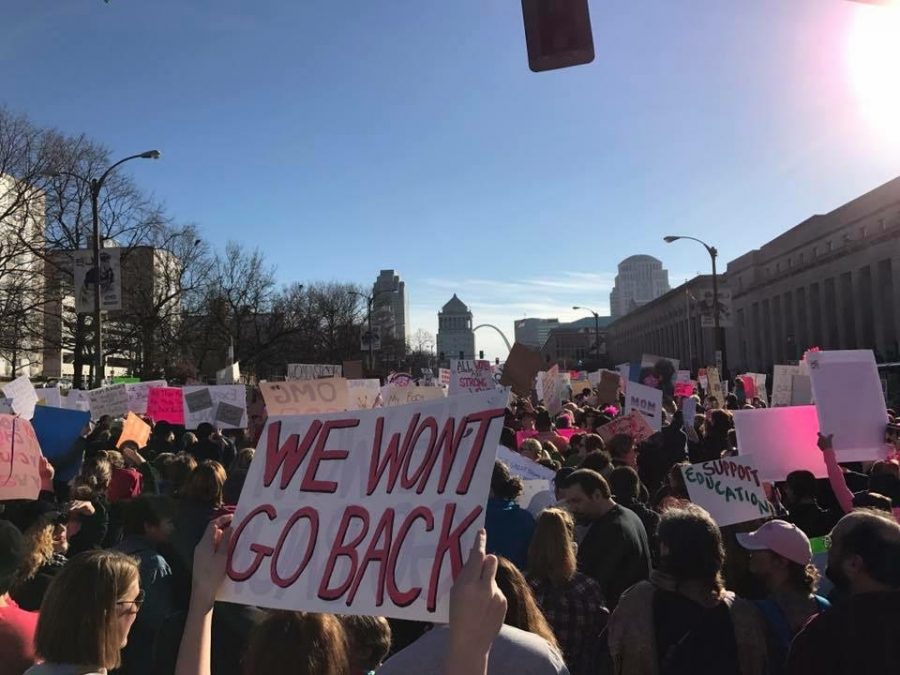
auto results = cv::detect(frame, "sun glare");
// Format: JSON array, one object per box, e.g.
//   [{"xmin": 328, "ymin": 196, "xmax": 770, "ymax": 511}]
[{"xmin": 846, "ymin": 5, "xmax": 900, "ymax": 143}]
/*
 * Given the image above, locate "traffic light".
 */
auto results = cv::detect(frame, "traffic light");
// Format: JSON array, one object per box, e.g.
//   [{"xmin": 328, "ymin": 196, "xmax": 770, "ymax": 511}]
[
  {"xmin": 479, "ymin": 350, "xmax": 484, "ymax": 360},
  {"xmin": 521, "ymin": 0, "xmax": 595, "ymax": 72}
]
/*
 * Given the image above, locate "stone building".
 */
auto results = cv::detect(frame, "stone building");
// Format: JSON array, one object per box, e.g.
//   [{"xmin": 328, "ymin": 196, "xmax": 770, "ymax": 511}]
[
  {"xmin": 609, "ymin": 255, "xmax": 671, "ymax": 319},
  {"xmin": 436, "ymin": 294, "xmax": 475, "ymax": 363}
]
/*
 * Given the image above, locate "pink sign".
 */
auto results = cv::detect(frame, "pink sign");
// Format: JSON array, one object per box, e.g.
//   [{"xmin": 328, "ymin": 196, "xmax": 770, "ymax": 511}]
[
  {"xmin": 674, "ymin": 381, "xmax": 696, "ymax": 398},
  {"xmin": 515, "ymin": 429, "xmax": 539, "ymax": 449},
  {"xmin": 740, "ymin": 375, "xmax": 757, "ymax": 399},
  {"xmin": 596, "ymin": 411, "xmax": 655, "ymax": 444},
  {"xmin": 732, "ymin": 405, "xmax": 826, "ymax": 482},
  {"xmin": 146, "ymin": 387, "xmax": 185, "ymax": 425},
  {"xmin": 0, "ymin": 415, "xmax": 42, "ymax": 500}
]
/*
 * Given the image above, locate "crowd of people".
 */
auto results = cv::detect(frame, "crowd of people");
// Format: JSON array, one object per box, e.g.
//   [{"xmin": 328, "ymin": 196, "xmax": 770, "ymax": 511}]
[{"xmin": 1, "ymin": 379, "xmax": 900, "ymax": 675}]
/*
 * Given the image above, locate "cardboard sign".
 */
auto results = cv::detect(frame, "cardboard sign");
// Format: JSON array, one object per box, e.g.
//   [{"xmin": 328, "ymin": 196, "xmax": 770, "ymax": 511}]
[
  {"xmin": 286, "ymin": 364, "xmax": 342, "ymax": 380},
  {"xmin": 88, "ymin": 384, "xmax": 129, "ymax": 419},
  {"xmin": 542, "ymin": 366, "xmax": 562, "ymax": 415},
  {"xmin": 260, "ymin": 379, "xmax": 349, "ymax": 416},
  {"xmin": 496, "ymin": 446, "xmax": 555, "ymax": 482},
  {"xmin": 35, "ymin": 386, "xmax": 63, "ymax": 409},
  {"xmin": 681, "ymin": 456, "xmax": 773, "ymax": 527},
  {"xmin": 0, "ymin": 415, "xmax": 42, "ymax": 500},
  {"xmin": 791, "ymin": 375, "xmax": 813, "ymax": 406},
  {"xmin": 625, "ymin": 381, "xmax": 663, "ymax": 432},
  {"xmin": 733, "ymin": 406, "xmax": 826, "ymax": 482},
  {"xmin": 118, "ymin": 412, "xmax": 152, "ymax": 449},
  {"xmin": 31, "ymin": 406, "xmax": 91, "ymax": 482},
  {"xmin": 342, "ymin": 360, "xmax": 364, "ymax": 381},
  {"xmin": 2, "ymin": 375, "xmax": 38, "ymax": 420},
  {"xmin": 439, "ymin": 368, "xmax": 451, "ymax": 387},
  {"xmin": 124, "ymin": 380, "xmax": 167, "ymax": 415},
  {"xmin": 771, "ymin": 365, "xmax": 800, "ymax": 407},
  {"xmin": 499, "ymin": 343, "xmax": 543, "ymax": 397},
  {"xmin": 347, "ymin": 379, "xmax": 382, "ymax": 410},
  {"xmin": 596, "ymin": 411, "xmax": 655, "ymax": 444},
  {"xmin": 381, "ymin": 385, "xmax": 446, "ymax": 407},
  {"xmin": 807, "ymin": 350, "xmax": 889, "ymax": 461},
  {"xmin": 181, "ymin": 385, "xmax": 248, "ymax": 430},
  {"xmin": 595, "ymin": 370, "xmax": 621, "ymax": 406},
  {"xmin": 217, "ymin": 363, "xmax": 241, "ymax": 385},
  {"xmin": 146, "ymin": 387, "xmax": 185, "ymax": 425},
  {"xmin": 449, "ymin": 360, "xmax": 494, "ymax": 396},
  {"xmin": 706, "ymin": 367, "xmax": 723, "ymax": 402},
  {"xmin": 218, "ymin": 389, "xmax": 507, "ymax": 622},
  {"xmin": 682, "ymin": 397, "xmax": 697, "ymax": 430}
]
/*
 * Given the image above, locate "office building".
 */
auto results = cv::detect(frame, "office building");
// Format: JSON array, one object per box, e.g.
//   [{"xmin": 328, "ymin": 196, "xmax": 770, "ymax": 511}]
[
  {"xmin": 514, "ymin": 317, "xmax": 559, "ymax": 349},
  {"xmin": 610, "ymin": 255, "xmax": 671, "ymax": 319},
  {"xmin": 372, "ymin": 269, "xmax": 409, "ymax": 345}
]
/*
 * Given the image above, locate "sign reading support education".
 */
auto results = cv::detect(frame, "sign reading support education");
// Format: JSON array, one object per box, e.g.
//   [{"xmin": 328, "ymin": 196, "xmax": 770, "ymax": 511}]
[
  {"xmin": 681, "ymin": 455, "xmax": 772, "ymax": 527},
  {"xmin": 625, "ymin": 380, "xmax": 663, "ymax": 432},
  {"xmin": 449, "ymin": 359, "xmax": 494, "ymax": 396},
  {"xmin": 218, "ymin": 389, "xmax": 507, "ymax": 622}
]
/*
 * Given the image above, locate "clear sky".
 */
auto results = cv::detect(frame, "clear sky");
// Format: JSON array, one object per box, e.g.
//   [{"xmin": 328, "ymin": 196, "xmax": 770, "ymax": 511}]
[{"xmin": 4, "ymin": 0, "xmax": 900, "ymax": 361}]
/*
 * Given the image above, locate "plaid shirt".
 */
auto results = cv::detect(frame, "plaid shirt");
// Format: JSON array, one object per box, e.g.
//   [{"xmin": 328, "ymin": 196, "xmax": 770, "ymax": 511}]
[{"xmin": 530, "ymin": 572, "xmax": 608, "ymax": 675}]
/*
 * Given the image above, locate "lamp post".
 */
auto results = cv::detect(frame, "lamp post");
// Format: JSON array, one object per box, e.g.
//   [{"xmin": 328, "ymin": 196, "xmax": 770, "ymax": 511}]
[
  {"xmin": 663, "ymin": 235, "xmax": 727, "ymax": 377},
  {"xmin": 350, "ymin": 290, "xmax": 376, "ymax": 372},
  {"xmin": 572, "ymin": 305, "xmax": 601, "ymax": 365}
]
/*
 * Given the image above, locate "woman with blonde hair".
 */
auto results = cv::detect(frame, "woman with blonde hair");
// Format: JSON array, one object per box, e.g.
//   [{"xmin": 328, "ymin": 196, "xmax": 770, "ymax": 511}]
[
  {"xmin": 8, "ymin": 502, "xmax": 69, "ymax": 611},
  {"xmin": 494, "ymin": 556, "xmax": 560, "ymax": 652},
  {"xmin": 25, "ymin": 550, "xmax": 143, "ymax": 674},
  {"xmin": 527, "ymin": 508, "xmax": 607, "ymax": 675}
]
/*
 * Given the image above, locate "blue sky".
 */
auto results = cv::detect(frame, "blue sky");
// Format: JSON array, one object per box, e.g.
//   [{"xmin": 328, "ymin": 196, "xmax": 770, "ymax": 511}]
[{"xmin": 4, "ymin": 0, "xmax": 900, "ymax": 360}]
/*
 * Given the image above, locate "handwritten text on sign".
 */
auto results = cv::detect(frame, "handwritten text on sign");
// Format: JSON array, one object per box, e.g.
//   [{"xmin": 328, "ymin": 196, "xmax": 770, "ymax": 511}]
[
  {"xmin": 218, "ymin": 390, "xmax": 506, "ymax": 622},
  {"xmin": 681, "ymin": 455, "xmax": 772, "ymax": 527},
  {"xmin": 259, "ymin": 379, "xmax": 349, "ymax": 415},
  {"xmin": 0, "ymin": 415, "xmax": 42, "ymax": 500},
  {"xmin": 449, "ymin": 360, "xmax": 494, "ymax": 396}
]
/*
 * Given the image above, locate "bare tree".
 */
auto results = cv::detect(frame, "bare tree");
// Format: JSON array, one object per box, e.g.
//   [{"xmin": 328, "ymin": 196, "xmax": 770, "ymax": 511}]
[{"xmin": 410, "ymin": 328, "xmax": 435, "ymax": 353}]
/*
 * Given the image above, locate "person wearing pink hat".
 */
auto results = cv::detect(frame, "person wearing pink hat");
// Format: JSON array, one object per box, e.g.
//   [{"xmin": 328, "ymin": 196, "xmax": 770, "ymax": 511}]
[{"xmin": 737, "ymin": 520, "xmax": 830, "ymax": 674}]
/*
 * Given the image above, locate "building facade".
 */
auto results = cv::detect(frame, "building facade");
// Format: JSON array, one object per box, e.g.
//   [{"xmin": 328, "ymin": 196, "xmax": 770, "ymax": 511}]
[
  {"xmin": 514, "ymin": 317, "xmax": 560, "ymax": 349},
  {"xmin": 726, "ymin": 176, "xmax": 900, "ymax": 373},
  {"xmin": 436, "ymin": 294, "xmax": 476, "ymax": 362},
  {"xmin": 609, "ymin": 255, "xmax": 671, "ymax": 319},
  {"xmin": 541, "ymin": 316, "xmax": 613, "ymax": 370},
  {"xmin": 372, "ymin": 269, "xmax": 409, "ymax": 345}
]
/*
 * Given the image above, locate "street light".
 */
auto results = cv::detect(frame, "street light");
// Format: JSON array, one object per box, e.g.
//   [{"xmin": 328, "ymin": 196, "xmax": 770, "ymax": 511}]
[
  {"xmin": 663, "ymin": 235, "xmax": 727, "ymax": 377},
  {"xmin": 572, "ymin": 305, "xmax": 601, "ymax": 363}
]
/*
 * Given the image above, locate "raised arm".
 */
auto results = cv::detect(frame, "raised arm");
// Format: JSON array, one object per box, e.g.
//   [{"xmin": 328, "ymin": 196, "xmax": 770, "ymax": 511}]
[{"xmin": 817, "ymin": 433, "xmax": 853, "ymax": 514}]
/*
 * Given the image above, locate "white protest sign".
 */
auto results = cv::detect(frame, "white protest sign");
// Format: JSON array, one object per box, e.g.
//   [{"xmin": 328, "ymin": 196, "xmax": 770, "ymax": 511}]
[
  {"xmin": 750, "ymin": 373, "xmax": 768, "ymax": 406},
  {"xmin": 287, "ymin": 364, "xmax": 342, "ymax": 380},
  {"xmin": 35, "ymin": 386, "xmax": 63, "ymax": 409},
  {"xmin": 381, "ymin": 385, "xmax": 446, "ymax": 407},
  {"xmin": 496, "ymin": 446, "xmax": 556, "ymax": 482},
  {"xmin": 542, "ymin": 365, "xmax": 562, "ymax": 415},
  {"xmin": 217, "ymin": 363, "xmax": 241, "ymax": 385},
  {"xmin": 449, "ymin": 360, "xmax": 494, "ymax": 396},
  {"xmin": 125, "ymin": 380, "xmax": 167, "ymax": 415},
  {"xmin": 182, "ymin": 385, "xmax": 248, "ymax": 430},
  {"xmin": 676, "ymin": 370, "xmax": 691, "ymax": 383},
  {"xmin": 625, "ymin": 380, "xmax": 663, "ymax": 432},
  {"xmin": 64, "ymin": 389, "xmax": 91, "ymax": 412},
  {"xmin": 616, "ymin": 363, "xmax": 630, "ymax": 384},
  {"xmin": 791, "ymin": 375, "xmax": 813, "ymax": 406},
  {"xmin": 218, "ymin": 389, "xmax": 508, "ymax": 622},
  {"xmin": 733, "ymin": 406, "xmax": 826, "ymax": 482},
  {"xmin": 1, "ymin": 375, "xmax": 38, "ymax": 420},
  {"xmin": 347, "ymin": 379, "xmax": 382, "ymax": 410},
  {"xmin": 682, "ymin": 397, "xmax": 697, "ymax": 430},
  {"xmin": 807, "ymin": 350, "xmax": 889, "ymax": 461},
  {"xmin": 681, "ymin": 455, "xmax": 773, "ymax": 527},
  {"xmin": 772, "ymin": 365, "xmax": 800, "ymax": 407},
  {"xmin": 88, "ymin": 384, "xmax": 129, "ymax": 419}
]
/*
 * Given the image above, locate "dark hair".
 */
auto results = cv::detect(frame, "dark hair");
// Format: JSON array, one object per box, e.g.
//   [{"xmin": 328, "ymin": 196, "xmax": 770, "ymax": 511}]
[
  {"xmin": 494, "ymin": 557, "xmax": 559, "ymax": 651},
  {"xmin": 786, "ymin": 560, "xmax": 820, "ymax": 595},
  {"xmin": 182, "ymin": 460, "xmax": 226, "ymax": 506},
  {"xmin": 491, "ymin": 461, "xmax": 523, "ymax": 501},
  {"xmin": 555, "ymin": 415, "xmax": 571, "ymax": 430},
  {"xmin": 122, "ymin": 496, "xmax": 175, "ymax": 536},
  {"xmin": 580, "ymin": 451, "xmax": 611, "ymax": 474},
  {"xmin": 558, "ymin": 468, "xmax": 611, "ymax": 500},
  {"xmin": 535, "ymin": 411, "xmax": 552, "ymax": 432},
  {"xmin": 0, "ymin": 521, "xmax": 25, "ymax": 595},
  {"xmin": 852, "ymin": 491, "xmax": 893, "ymax": 513},
  {"xmin": 554, "ymin": 466, "xmax": 575, "ymax": 486},
  {"xmin": 786, "ymin": 470, "xmax": 818, "ymax": 501},
  {"xmin": 584, "ymin": 434, "xmax": 605, "ymax": 453},
  {"xmin": 867, "ymin": 472, "xmax": 900, "ymax": 504},
  {"xmin": 163, "ymin": 452, "xmax": 197, "ymax": 495},
  {"xmin": 339, "ymin": 615, "xmax": 391, "ymax": 672},
  {"xmin": 500, "ymin": 427, "xmax": 517, "ymax": 450},
  {"xmin": 839, "ymin": 513, "xmax": 900, "ymax": 587},
  {"xmin": 243, "ymin": 611, "xmax": 349, "ymax": 675},
  {"xmin": 196, "ymin": 422, "xmax": 215, "ymax": 440},
  {"xmin": 607, "ymin": 434, "xmax": 634, "ymax": 460},
  {"xmin": 656, "ymin": 505, "xmax": 725, "ymax": 591},
  {"xmin": 609, "ymin": 466, "xmax": 641, "ymax": 501}
]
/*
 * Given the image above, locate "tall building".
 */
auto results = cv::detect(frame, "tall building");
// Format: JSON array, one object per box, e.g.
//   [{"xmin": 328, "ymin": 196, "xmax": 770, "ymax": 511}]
[
  {"xmin": 541, "ymin": 316, "xmax": 614, "ymax": 370},
  {"xmin": 514, "ymin": 318, "xmax": 559, "ymax": 349},
  {"xmin": 372, "ymin": 269, "xmax": 409, "ymax": 345},
  {"xmin": 436, "ymin": 294, "xmax": 476, "ymax": 362},
  {"xmin": 609, "ymin": 255, "xmax": 670, "ymax": 319}
]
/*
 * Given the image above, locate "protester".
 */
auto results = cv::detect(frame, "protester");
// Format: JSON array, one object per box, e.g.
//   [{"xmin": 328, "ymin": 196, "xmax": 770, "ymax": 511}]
[
  {"xmin": 0, "ymin": 521, "xmax": 38, "ymax": 675},
  {"xmin": 535, "ymin": 411, "xmax": 569, "ymax": 454},
  {"xmin": 608, "ymin": 466, "xmax": 660, "ymax": 558},
  {"xmin": 6, "ymin": 500, "xmax": 69, "ymax": 612},
  {"xmin": 485, "ymin": 461, "xmax": 536, "ymax": 570},
  {"xmin": 494, "ymin": 557, "xmax": 560, "ymax": 651},
  {"xmin": 781, "ymin": 470, "xmax": 840, "ymax": 538},
  {"xmin": 527, "ymin": 508, "xmax": 607, "ymax": 675},
  {"xmin": 521, "ymin": 438, "xmax": 547, "ymax": 463},
  {"xmin": 223, "ymin": 448, "xmax": 255, "ymax": 506},
  {"xmin": 106, "ymin": 449, "xmax": 144, "ymax": 503},
  {"xmin": 607, "ymin": 504, "xmax": 768, "ymax": 675},
  {"xmin": 242, "ymin": 612, "xmax": 350, "ymax": 675},
  {"xmin": 67, "ymin": 453, "xmax": 113, "ymax": 554},
  {"xmin": 557, "ymin": 469, "xmax": 651, "ymax": 609},
  {"xmin": 339, "ymin": 615, "xmax": 391, "ymax": 675},
  {"xmin": 607, "ymin": 434, "xmax": 637, "ymax": 469}
]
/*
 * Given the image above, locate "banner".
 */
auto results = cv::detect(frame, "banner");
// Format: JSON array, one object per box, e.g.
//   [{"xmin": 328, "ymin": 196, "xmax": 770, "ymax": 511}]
[
  {"xmin": 73, "ymin": 247, "xmax": 122, "ymax": 314},
  {"xmin": 681, "ymin": 456, "xmax": 772, "ymax": 527},
  {"xmin": 259, "ymin": 379, "xmax": 349, "ymax": 416},
  {"xmin": 217, "ymin": 363, "xmax": 241, "ymax": 385},
  {"xmin": 182, "ymin": 385, "xmax": 248, "ymax": 430},
  {"xmin": 347, "ymin": 379, "xmax": 382, "ymax": 410},
  {"xmin": 117, "ymin": 412, "xmax": 152, "ymax": 450},
  {"xmin": 286, "ymin": 364, "xmax": 342, "ymax": 380},
  {"xmin": 499, "ymin": 343, "xmax": 543, "ymax": 397},
  {"xmin": 449, "ymin": 359, "xmax": 494, "ymax": 396},
  {"xmin": 146, "ymin": 387, "xmax": 185, "ymax": 425},
  {"xmin": 733, "ymin": 406, "xmax": 826, "ymax": 482},
  {"xmin": 699, "ymin": 288, "xmax": 733, "ymax": 328},
  {"xmin": 625, "ymin": 380, "xmax": 663, "ymax": 432},
  {"xmin": 88, "ymin": 384, "xmax": 129, "ymax": 419},
  {"xmin": 125, "ymin": 380, "xmax": 167, "ymax": 415},
  {"xmin": 596, "ymin": 410, "xmax": 655, "ymax": 444},
  {"xmin": 218, "ymin": 389, "xmax": 507, "ymax": 622},
  {"xmin": 0, "ymin": 415, "xmax": 42, "ymax": 500},
  {"xmin": 1, "ymin": 375, "xmax": 38, "ymax": 420},
  {"xmin": 772, "ymin": 365, "xmax": 801, "ymax": 407},
  {"xmin": 381, "ymin": 385, "xmax": 446, "ymax": 407},
  {"xmin": 31, "ymin": 406, "xmax": 90, "ymax": 482},
  {"xmin": 807, "ymin": 350, "xmax": 889, "ymax": 461}
]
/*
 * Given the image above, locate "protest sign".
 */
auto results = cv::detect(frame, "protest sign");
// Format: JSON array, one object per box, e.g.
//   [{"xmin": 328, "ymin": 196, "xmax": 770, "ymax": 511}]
[
  {"xmin": 381, "ymin": 385, "xmax": 446, "ymax": 407},
  {"xmin": 2, "ymin": 375, "xmax": 38, "ymax": 420},
  {"xmin": 676, "ymin": 370, "xmax": 691, "ymax": 383},
  {"xmin": 217, "ymin": 363, "xmax": 241, "ymax": 385},
  {"xmin": 749, "ymin": 373, "xmax": 768, "ymax": 405},
  {"xmin": 449, "ymin": 360, "xmax": 494, "ymax": 396},
  {"xmin": 625, "ymin": 381, "xmax": 663, "ymax": 432},
  {"xmin": 640, "ymin": 354, "xmax": 679, "ymax": 395},
  {"xmin": 807, "ymin": 350, "xmax": 889, "ymax": 461},
  {"xmin": 739, "ymin": 375, "xmax": 757, "ymax": 400},
  {"xmin": 31, "ymin": 406, "xmax": 90, "ymax": 482},
  {"xmin": 0, "ymin": 415, "xmax": 42, "ymax": 500},
  {"xmin": 182, "ymin": 385, "xmax": 248, "ymax": 430},
  {"xmin": 146, "ymin": 387, "xmax": 185, "ymax": 425},
  {"xmin": 698, "ymin": 368, "xmax": 709, "ymax": 391},
  {"xmin": 733, "ymin": 406, "xmax": 826, "ymax": 482},
  {"xmin": 595, "ymin": 370, "xmax": 620, "ymax": 406},
  {"xmin": 674, "ymin": 381, "xmax": 695, "ymax": 398},
  {"xmin": 64, "ymin": 389, "xmax": 91, "ymax": 412},
  {"xmin": 707, "ymin": 367, "xmax": 723, "ymax": 403},
  {"xmin": 218, "ymin": 389, "xmax": 507, "ymax": 622},
  {"xmin": 616, "ymin": 363, "xmax": 631, "ymax": 384},
  {"xmin": 681, "ymin": 456, "xmax": 773, "ymax": 527},
  {"xmin": 499, "ymin": 343, "xmax": 543, "ymax": 397},
  {"xmin": 88, "ymin": 384, "xmax": 129, "ymax": 419},
  {"xmin": 496, "ymin": 446, "xmax": 555, "ymax": 482},
  {"xmin": 0, "ymin": 398, "xmax": 13, "ymax": 414},
  {"xmin": 558, "ymin": 372, "xmax": 572, "ymax": 402},
  {"xmin": 125, "ymin": 380, "xmax": 167, "ymax": 415},
  {"xmin": 542, "ymin": 365, "xmax": 562, "ymax": 415},
  {"xmin": 117, "ymin": 412, "xmax": 152, "ymax": 449},
  {"xmin": 260, "ymin": 379, "xmax": 349, "ymax": 416},
  {"xmin": 791, "ymin": 375, "xmax": 813, "ymax": 406},
  {"xmin": 682, "ymin": 397, "xmax": 697, "ymax": 430},
  {"xmin": 34, "ymin": 386, "xmax": 63, "ymax": 409},
  {"xmin": 347, "ymin": 379, "xmax": 382, "ymax": 409},
  {"xmin": 596, "ymin": 410, "xmax": 655, "ymax": 444},
  {"xmin": 387, "ymin": 373, "xmax": 414, "ymax": 387},
  {"xmin": 570, "ymin": 374, "xmax": 591, "ymax": 397},
  {"xmin": 286, "ymin": 364, "xmax": 342, "ymax": 380},
  {"xmin": 438, "ymin": 368, "xmax": 451, "ymax": 387},
  {"xmin": 772, "ymin": 365, "xmax": 800, "ymax": 407},
  {"xmin": 342, "ymin": 360, "xmax": 364, "ymax": 380}
]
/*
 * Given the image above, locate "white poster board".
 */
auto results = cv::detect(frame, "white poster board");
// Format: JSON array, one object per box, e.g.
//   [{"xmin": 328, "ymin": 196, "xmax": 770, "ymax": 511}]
[
  {"xmin": 217, "ymin": 363, "xmax": 241, "ymax": 385},
  {"xmin": 88, "ymin": 384, "xmax": 129, "ymax": 419},
  {"xmin": 625, "ymin": 380, "xmax": 663, "ymax": 432},
  {"xmin": 542, "ymin": 365, "xmax": 561, "ymax": 415},
  {"xmin": 218, "ymin": 389, "xmax": 507, "ymax": 622},
  {"xmin": 35, "ymin": 386, "xmax": 63, "ymax": 409},
  {"xmin": 2, "ymin": 376, "xmax": 38, "ymax": 420},
  {"xmin": 380, "ymin": 385, "xmax": 446, "ymax": 407},
  {"xmin": 449, "ymin": 359, "xmax": 494, "ymax": 396},
  {"xmin": 733, "ymin": 406, "xmax": 827, "ymax": 482},
  {"xmin": 347, "ymin": 379, "xmax": 382, "ymax": 409},
  {"xmin": 772, "ymin": 365, "xmax": 800, "ymax": 407},
  {"xmin": 182, "ymin": 385, "xmax": 248, "ymax": 430},
  {"xmin": 681, "ymin": 455, "xmax": 773, "ymax": 527},
  {"xmin": 125, "ymin": 380, "xmax": 167, "ymax": 415}
]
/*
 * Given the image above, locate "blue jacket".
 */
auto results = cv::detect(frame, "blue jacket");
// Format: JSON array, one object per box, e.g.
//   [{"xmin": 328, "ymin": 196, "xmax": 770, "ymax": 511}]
[{"xmin": 485, "ymin": 497, "xmax": 536, "ymax": 570}]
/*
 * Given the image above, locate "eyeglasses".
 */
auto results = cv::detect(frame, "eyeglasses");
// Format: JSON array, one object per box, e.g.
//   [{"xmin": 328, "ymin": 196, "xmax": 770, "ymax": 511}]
[{"xmin": 116, "ymin": 589, "xmax": 145, "ymax": 612}]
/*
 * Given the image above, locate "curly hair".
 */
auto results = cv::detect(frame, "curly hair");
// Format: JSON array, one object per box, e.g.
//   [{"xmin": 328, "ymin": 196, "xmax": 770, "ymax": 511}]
[{"xmin": 13, "ymin": 521, "xmax": 54, "ymax": 587}]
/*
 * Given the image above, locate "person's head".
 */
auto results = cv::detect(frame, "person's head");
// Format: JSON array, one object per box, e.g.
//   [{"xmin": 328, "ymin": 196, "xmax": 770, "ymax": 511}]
[
  {"xmin": 554, "ymin": 466, "xmax": 575, "ymax": 500},
  {"xmin": 152, "ymin": 420, "xmax": 173, "ymax": 442},
  {"xmin": 491, "ymin": 461, "xmax": 523, "ymax": 501},
  {"xmin": 706, "ymin": 409, "xmax": 734, "ymax": 437},
  {"xmin": 181, "ymin": 432, "xmax": 198, "ymax": 451},
  {"xmin": 164, "ymin": 452, "xmax": 198, "ymax": 495},
  {"xmin": 500, "ymin": 426, "xmax": 517, "ymax": 451},
  {"xmin": 338, "ymin": 615, "xmax": 391, "ymax": 673},
  {"xmin": 122, "ymin": 496, "xmax": 176, "ymax": 544},
  {"xmin": 826, "ymin": 510, "xmax": 900, "ymax": 594},
  {"xmin": 784, "ymin": 470, "xmax": 819, "ymax": 506},
  {"xmin": 535, "ymin": 410, "xmax": 553, "ymax": 432},
  {"xmin": 607, "ymin": 433, "xmax": 636, "ymax": 467},
  {"xmin": 182, "ymin": 460, "xmax": 227, "ymax": 506},
  {"xmin": 555, "ymin": 414, "xmax": 571, "ymax": 430},
  {"xmin": 667, "ymin": 462, "xmax": 690, "ymax": 495},
  {"xmin": 243, "ymin": 611, "xmax": 349, "ymax": 675},
  {"xmin": 852, "ymin": 491, "xmax": 893, "ymax": 513},
  {"xmin": 656, "ymin": 505, "xmax": 725, "ymax": 593},
  {"xmin": 580, "ymin": 450, "xmax": 611, "ymax": 474},
  {"xmin": 229, "ymin": 447, "xmax": 256, "ymax": 474},
  {"xmin": 10, "ymin": 503, "xmax": 68, "ymax": 586},
  {"xmin": 867, "ymin": 470, "xmax": 900, "ymax": 503},
  {"xmin": 558, "ymin": 469, "xmax": 613, "ymax": 519},
  {"xmin": 527, "ymin": 508, "xmax": 577, "ymax": 587},
  {"xmin": 583, "ymin": 433, "xmax": 605, "ymax": 454},
  {"xmin": 520, "ymin": 411, "xmax": 536, "ymax": 430},
  {"xmin": 737, "ymin": 520, "xmax": 818, "ymax": 595},
  {"xmin": 73, "ymin": 453, "xmax": 112, "ymax": 499},
  {"xmin": 520, "ymin": 438, "xmax": 544, "ymax": 462},
  {"xmin": 494, "ymin": 557, "xmax": 559, "ymax": 651},
  {"xmin": 568, "ymin": 432, "xmax": 586, "ymax": 457},
  {"xmin": 609, "ymin": 466, "xmax": 641, "ymax": 502},
  {"xmin": 35, "ymin": 550, "xmax": 142, "ymax": 670},
  {"xmin": 196, "ymin": 422, "xmax": 215, "ymax": 441},
  {"xmin": 0, "ymin": 520, "xmax": 25, "ymax": 597}
]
